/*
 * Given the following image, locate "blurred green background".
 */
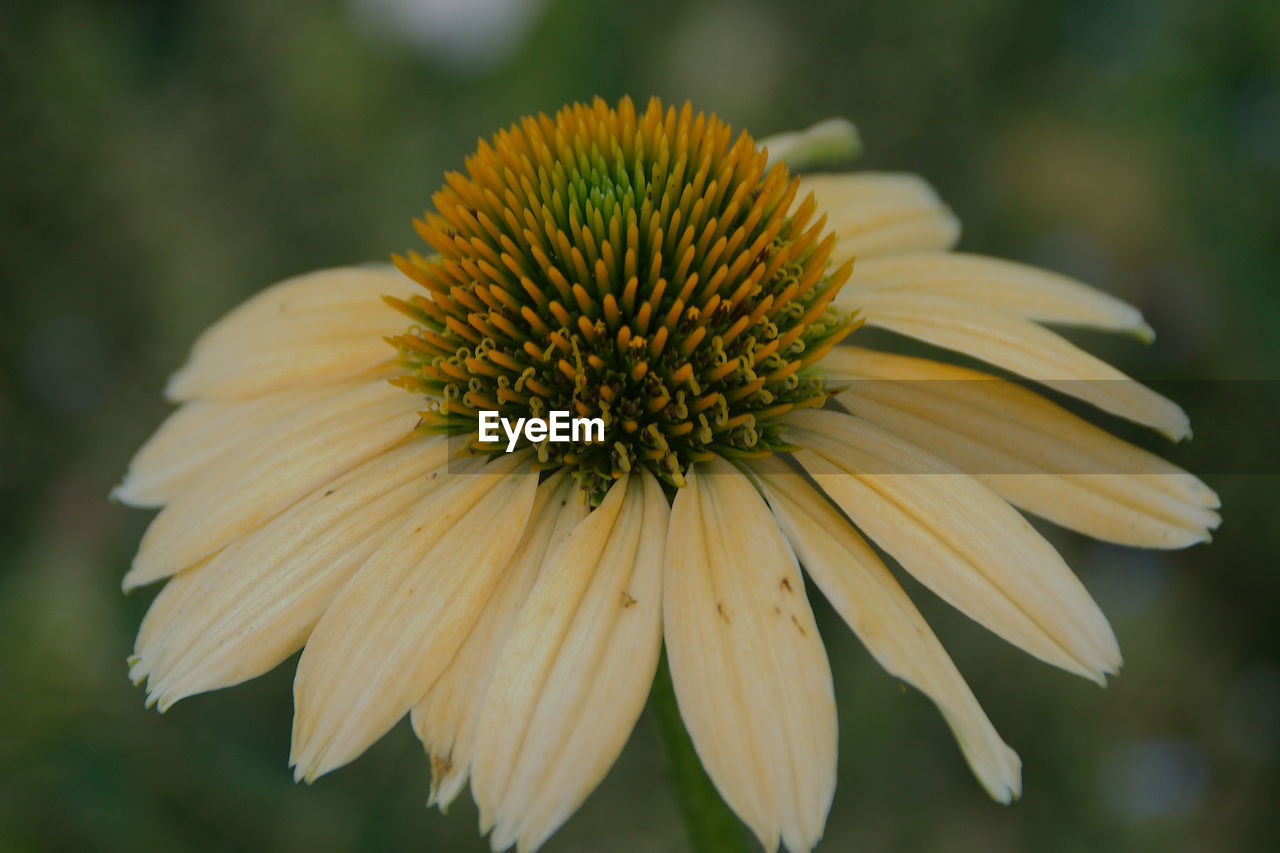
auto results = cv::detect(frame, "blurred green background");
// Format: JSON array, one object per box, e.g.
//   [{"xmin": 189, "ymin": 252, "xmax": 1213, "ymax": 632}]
[{"xmin": 2, "ymin": 0, "xmax": 1278, "ymax": 850}]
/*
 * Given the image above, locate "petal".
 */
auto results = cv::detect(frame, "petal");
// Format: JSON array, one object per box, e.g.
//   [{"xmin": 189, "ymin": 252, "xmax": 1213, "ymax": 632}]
[
  {"xmin": 130, "ymin": 436, "xmax": 451, "ymax": 710},
  {"xmin": 759, "ymin": 118, "xmax": 861, "ymax": 169},
  {"xmin": 847, "ymin": 290, "xmax": 1191, "ymax": 439},
  {"xmin": 410, "ymin": 471, "xmax": 589, "ymax": 811},
  {"xmin": 800, "ymin": 172, "xmax": 960, "ymax": 260},
  {"xmin": 822, "ymin": 347, "xmax": 1220, "ymax": 547},
  {"xmin": 113, "ymin": 378, "xmax": 382, "ymax": 508},
  {"xmin": 837, "ymin": 252, "xmax": 1153, "ymax": 339},
  {"xmin": 471, "ymin": 470, "xmax": 668, "ymax": 853},
  {"xmin": 787, "ymin": 408, "xmax": 1122, "ymax": 683},
  {"xmin": 290, "ymin": 452, "xmax": 538, "ymax": 782},
  {"xmin": 165, "ymin": 267, "xmax": 414, "ymax": 402},
  {"xmin": 663, "ymin": 457, "xmax": 837, "ymax": 853},
  {"xmin": 747, "ymin": 456, "xmax": 1022, "ymax": 802},
  {"xmin": 125, "ymin": 377, "xmax": 422, "ymax": 589}
]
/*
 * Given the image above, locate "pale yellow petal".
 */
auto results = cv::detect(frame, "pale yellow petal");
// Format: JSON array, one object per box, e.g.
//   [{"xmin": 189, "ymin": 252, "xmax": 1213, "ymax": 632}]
[
  {"xmin": 113, "ymin": 378, "xmax": 383, "ymax": 508},
  {"xmin": 289, "ymin": 452, "xmax": 538, "ymax": 782},
  {"xmin": 849, "ymin": 290, "xmax": 1191, "ymax": 439},
  {"xmin": 165, "ymin": 267, "xmax": 414, "ymax": 402},
  {"xmin": 664, "ymin": 458, "xmax": 837, "ymax": 853},
  {"xmin": 748, "ymin": 457, "xmax": 1021, "ymax": 802},
  {"xmin": 475, "ymin": 471, "xmax": 668, "ymax": 853},
  {"xmin": 131, "ymin": 436, "xmax": 451, "ymax": 710},
  {"xmin": 837, "ymin": 252, "xmax": 1153, "ymax": 338},
  {"xmin": 467, "ymin": 476, "xmax": 630, "ymax": 828},
  {"xmin": 788, "ymin": 408, "xmax": 1121, "ymax": 683},
  {"xmin": 800, "ymin": 172, "xmax": 960, "ymax": 260},
  {"xmin": 410, "ymin": 471, "xmax": 589, "ymax": 811},
  {"xmin": 822, "ymin": 347, "xmax": 1220, "ymax": 547},
  {"xmin": 125, "ymin": 377, "xmax": 422, "ymax": 589}
]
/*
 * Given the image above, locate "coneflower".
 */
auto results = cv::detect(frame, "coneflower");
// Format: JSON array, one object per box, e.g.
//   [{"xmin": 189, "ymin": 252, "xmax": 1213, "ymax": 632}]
[{"xmin": 117, "ymin": 96, "xmax": 1219, "ymax": 853}]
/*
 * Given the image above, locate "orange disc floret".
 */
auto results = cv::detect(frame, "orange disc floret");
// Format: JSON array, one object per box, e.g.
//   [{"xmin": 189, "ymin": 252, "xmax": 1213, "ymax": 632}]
[{"xmin": 388, "ymin": 96, "xmax": 858, "ymax": 502}]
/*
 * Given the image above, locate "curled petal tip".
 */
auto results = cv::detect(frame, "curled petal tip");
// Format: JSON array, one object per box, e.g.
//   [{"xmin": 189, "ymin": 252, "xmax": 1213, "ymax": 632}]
[
  {"xmin": 760, "ymin": 117, "xmax": 862, "ymax": 170},
  {"xmin": 162, "ymin": 369, "xmax": 189, "ymax": 403}
]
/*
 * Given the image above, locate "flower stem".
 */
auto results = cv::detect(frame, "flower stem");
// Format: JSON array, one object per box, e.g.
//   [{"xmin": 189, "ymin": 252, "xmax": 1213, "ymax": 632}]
[{"xmin": 649, "ymin": 650, "xmax": 752, "ymax": 853}]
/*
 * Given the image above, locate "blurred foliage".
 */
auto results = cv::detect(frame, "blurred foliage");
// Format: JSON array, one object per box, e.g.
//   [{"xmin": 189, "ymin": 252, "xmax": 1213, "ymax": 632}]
[{"xmin": 1, "ymin": 0, "xmax": 1278, "ymax": 850}]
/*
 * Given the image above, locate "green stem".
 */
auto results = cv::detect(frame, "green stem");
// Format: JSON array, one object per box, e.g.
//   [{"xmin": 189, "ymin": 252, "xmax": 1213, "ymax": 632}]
[{"xmin": 649, "ymin": 650, "xmax": 752, "ymax": 853}]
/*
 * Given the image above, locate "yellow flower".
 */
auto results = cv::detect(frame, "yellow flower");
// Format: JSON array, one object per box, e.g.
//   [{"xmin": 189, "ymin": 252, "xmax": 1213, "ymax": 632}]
[{"xmin": 117, "ymin": 96, "xmax": 1220, "ymax": 853}]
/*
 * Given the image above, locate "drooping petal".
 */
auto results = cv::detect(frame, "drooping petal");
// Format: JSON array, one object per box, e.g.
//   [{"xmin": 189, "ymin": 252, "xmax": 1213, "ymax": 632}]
[
  {"xmin": 411, "ymin": 471, "xmax": 589, "ymax": 812},
  {"xmin": 290, "ymin": 452, "xmax": 538, "ymax": 783},
  {"xmin": 663, "ymin": 457, "xmax": 837, "ymax": 853},
  {"xmin": 165, "ymin": 267, "xmax": 413, "ymax": 402},
  {"xmin": 837, "ymin": 252, "xmax": 1153, "ymax": 338},
  {"xmin": 126, "ymin": 377, "xmax": 423, "ymax": 589},
  {"xmin": 787, "ymin": 408, "xmax": 1122, "ymax": 684},
  {"xmin": 113, "ymin": 377, "xmax": 384, "ymax": 508},
  {"xmin": 471, "ymin": 471, "xmax": 669, "ymax": 853},
  {"xmin": 799, "ymin": 172, "xmax": 960, "ymax": 260},
  {"xmin": 747, "ymin": 456, "xmax": 1022, "ymax": 803},
  {"xmin": 846, "ymin": 290, "xmax": 1191, "ymax": 439},
  {"xmin": 130, "ymin": 436, "xmax": 451, "ymax": 710},
  {"xmin": 822, "ymin": 347, "xmax": 1221, "ymax": 547}
]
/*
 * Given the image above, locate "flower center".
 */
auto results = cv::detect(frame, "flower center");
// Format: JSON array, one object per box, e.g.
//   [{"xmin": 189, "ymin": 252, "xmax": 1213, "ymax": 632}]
[{"xmin": 388, "ymin": 96, "xmax": 857, "ymax": 504}]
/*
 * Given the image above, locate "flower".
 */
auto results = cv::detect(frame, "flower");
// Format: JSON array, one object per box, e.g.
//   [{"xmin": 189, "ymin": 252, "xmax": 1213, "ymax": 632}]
[{"xmin": 117, "ymin": 96, "xmax": 1220, "ymax": 852}]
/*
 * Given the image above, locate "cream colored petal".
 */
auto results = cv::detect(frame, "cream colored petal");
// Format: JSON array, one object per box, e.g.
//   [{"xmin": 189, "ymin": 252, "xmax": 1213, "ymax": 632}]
[
  {"xmin": 410, "ymin": 471, "xmax": 589, "ymax": 812},
  {"xmin": 165, "ymin": 267, "xmax": 415, "ymax": 402},
  {"xmin": 290, "ymin": 452, "xmax": 538, "ymax": 783},
  {"xmin": 477, "ymin": 470, "xmax": 667, "ymax": 853},
  {"xmin": 822, "ymin": 347, "xmax": 1220, "ymax": 547},
  {"xmin": 837, "ymin": 252, "xmax": 1153, "ymax": 339},
  {"xmin": 125, "ymin": 377, "xmax": 422, "ymax": 589},
  {"xmin": 467, "ymin": 476, "xmax": 629, "ymax": 827},
  {"xmin": 800, "ymin": 172, "xmax": 960, "ymax": 260},
  {"xmin": 748, "ymin": 457, "xmax": 1021, "ymax": 802},
  {"xmin": 114, "ymin": 377, "xmax": 385, "ymax": 508},
  {"xmin": 849, "ymin": 290, "xmax": 1191, "ymax": 439},
  {"xmin": 664, "ymin": 458, "xmax": 837, "ymax": 853},
  {"xmin": 130, "ymin": 436, "xmax": 451, "ymax": 710},
  {"xmin": 787, "ymin": 408, "xmax": 1121, "ymax": 684},
  {"xmin": 822, "ymin": 347, "xmax": 1217, "ymax": 506}
]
